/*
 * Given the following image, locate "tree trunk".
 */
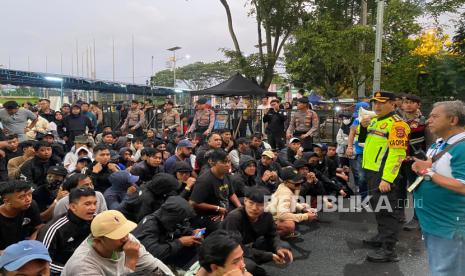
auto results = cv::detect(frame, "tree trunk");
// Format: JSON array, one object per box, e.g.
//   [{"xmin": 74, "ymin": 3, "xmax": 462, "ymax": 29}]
[{"xmin": 219, "ymin": 0, "xmax": 247, "ymax": 71}]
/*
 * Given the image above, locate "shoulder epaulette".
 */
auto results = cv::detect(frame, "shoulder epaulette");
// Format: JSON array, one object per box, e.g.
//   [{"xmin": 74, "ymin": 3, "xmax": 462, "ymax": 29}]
[{"xmin": 392, "ymin": 114, "xmax": 402, "ymax": 122}]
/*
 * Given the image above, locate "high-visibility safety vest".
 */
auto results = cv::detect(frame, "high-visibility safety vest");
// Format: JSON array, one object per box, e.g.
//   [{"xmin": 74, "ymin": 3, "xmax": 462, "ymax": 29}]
[{"xmin": 362, "ymin": 113, "xmax": 410, "ymax": 183}]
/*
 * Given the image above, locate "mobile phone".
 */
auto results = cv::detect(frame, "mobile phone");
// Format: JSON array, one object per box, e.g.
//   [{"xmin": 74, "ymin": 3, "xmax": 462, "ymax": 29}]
[{"xmin": 195, "ymin": 228, "xmax": 206, "ymax": 237}]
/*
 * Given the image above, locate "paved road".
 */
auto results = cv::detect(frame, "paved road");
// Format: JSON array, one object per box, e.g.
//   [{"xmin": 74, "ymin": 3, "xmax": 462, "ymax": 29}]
[{"xmin": 263, "ymin": 205, "xmax": 428, "ymax": 276}]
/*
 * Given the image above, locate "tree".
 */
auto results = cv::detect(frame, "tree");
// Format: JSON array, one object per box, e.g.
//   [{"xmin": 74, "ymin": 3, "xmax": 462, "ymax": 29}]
[
  {"xmin": 151, "ymin": 61, "xmax": 238, "ymax": 90},
  {"xmin": 176, "ymin": 61, "xmax": 238, "ymax": 90},
  {"xmin": 451, "ymin": 12, "xmax": 465, "ymax": 57},
  {"xmin": 151, "ymin": 69, "xmax": 174, "ymax": 87},
  {"xmin": 219, "ymin": 0, "xmax": 309, "ymax": 89}
]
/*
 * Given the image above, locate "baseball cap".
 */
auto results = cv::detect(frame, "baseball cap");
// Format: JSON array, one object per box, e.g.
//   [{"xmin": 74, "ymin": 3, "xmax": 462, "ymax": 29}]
[
  {"xmin": 77, "ymin": 156, "xmax": 92, "ymax": 163},
  {"xmin": 289, "ymin": 137, "xmax": 301, "ymax": 144},
  {"xmin": 261, "ymin": 150, "xmax": 275, "ymax": 159},
  {"xmin": 297, "ymin": 97, "xmax": 309, "ymax": 104},
  {"xmin": 109, "ymin": 170, "xmax": 139, "ymax": 185},
  {"xmin": 91, "ymin": 210, "xmax": 137, "ymax": 240},
  {"xmin": 281, "ymin": 166, "xmax": 304, "ymax": 183},
  {"xmin": 3, "ymin": 101, "xmax": 19, "ymax": 110},
  {"xmin": 197, "ymin": 97, "xmax": 208, "ymax": 104},
  {"xmin": 0, "ymin": 240, "xmax": 51, "ymax": 271},
  {"xmin": 293, "ymin": 159, "xmax": 311, "ymax": 170},
  {"xmin": 74, "ymin": 135, "xmax": 89, "ymax": 144},
  {"xmin": 174, "ymin": 161, "xmax": 193, "ymax": 173},
  {"xmin": 178, "ymin": 139, "xmax": 193, "ymax": 148},
  {"xmin": 370, "ymin": 91, "xmax": 396, "ymax": 103},
  {"xmin": 47, "ymin": 166, "xmax": 68, "ymax": 177},
  {"xmin": 44, "ymin": 131, "xmax": 54, "ymax": 138}
]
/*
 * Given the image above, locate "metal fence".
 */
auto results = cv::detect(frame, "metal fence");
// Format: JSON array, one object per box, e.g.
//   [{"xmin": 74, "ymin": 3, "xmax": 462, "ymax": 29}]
[{"xmin": 100, "ymin": 105, "xmax": 341, "ymax": 143}]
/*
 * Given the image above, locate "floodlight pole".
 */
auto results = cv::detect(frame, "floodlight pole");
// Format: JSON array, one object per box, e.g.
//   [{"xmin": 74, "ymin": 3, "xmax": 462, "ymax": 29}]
[{"xmin": 167, "ymin": 46, "xmax": 182, "ymax": 89}]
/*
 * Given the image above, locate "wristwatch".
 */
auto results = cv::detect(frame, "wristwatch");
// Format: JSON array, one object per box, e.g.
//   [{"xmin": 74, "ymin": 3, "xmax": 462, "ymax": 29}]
[{"xmin": 422, "ymin": 168, "xmax": 435, "ymax": 181}]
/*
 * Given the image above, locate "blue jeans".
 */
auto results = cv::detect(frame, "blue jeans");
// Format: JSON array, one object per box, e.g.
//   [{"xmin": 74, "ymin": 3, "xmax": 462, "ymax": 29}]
[
  {"xmin": 349, "ymin": 154, "xmax": 367, "ymax": 199},
  {"xmin": 424, "ymin": 232, "xmax": 465, "ymax": 276}
]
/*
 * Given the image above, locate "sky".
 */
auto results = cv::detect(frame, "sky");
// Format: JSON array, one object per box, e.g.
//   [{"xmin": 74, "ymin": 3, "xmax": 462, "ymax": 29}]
[
  {"xmin": 0, "ymin": 0, "xmax": 258, "ymax": 84},
  {"xmin": 0, "ymin": 1, "xmax": 461, "ymax": 85}
]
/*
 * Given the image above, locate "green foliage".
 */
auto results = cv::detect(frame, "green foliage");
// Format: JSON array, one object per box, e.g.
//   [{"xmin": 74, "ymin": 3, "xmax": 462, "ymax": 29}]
[
  {"xmin": 220, "ymin": 0, "xmax": 309, "ymax": 89},
  {"xmin": 151, "ymin": 61, "xmax": 238, "ymax": 90},
  {"xmin": 451, "ymin": 12, "xmax": 465, "ymax": 57},
  {"xmin": 176, "ymin": 61, "xmax": 238, "ymax": 90},
  {"xmin": 284, "ymin": 0, "xmax": 376, "ymax": 98},
  {"xmin": 151, "ymin": 69, "xmax": 175, "ymax": 87}
]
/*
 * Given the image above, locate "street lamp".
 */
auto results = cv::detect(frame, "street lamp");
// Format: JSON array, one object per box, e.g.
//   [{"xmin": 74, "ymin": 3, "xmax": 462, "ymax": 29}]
[
  {"xmin": 45, "ymin": 76, "xmax": 64, "ymax": 106},
  {"xmin": 167, "ymin": 46, "xmax": 182, "ymax": 88}
]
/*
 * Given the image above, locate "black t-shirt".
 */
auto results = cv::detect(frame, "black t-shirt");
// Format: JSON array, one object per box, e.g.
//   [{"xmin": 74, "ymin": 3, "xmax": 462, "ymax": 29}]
[
  {"xmin": 190, "ymin": 169, "xmax": 234, "ymax": 216},
  {"xmin": 32, "ymin": 186, "xmax": 55, "ymax": 212},
  {"xmin": 5, "ymin": 148, "xmax": 22, "ymax": 164},
  {"xmin": 0, "ymin": 201, "xmax": 42, "ymax": 250}
]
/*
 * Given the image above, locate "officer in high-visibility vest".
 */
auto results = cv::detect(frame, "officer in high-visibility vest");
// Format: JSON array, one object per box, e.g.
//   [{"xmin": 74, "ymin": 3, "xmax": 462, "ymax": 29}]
[{"xmin": 358, "ymin": 91, "xmax": 410, "ymax": 262}]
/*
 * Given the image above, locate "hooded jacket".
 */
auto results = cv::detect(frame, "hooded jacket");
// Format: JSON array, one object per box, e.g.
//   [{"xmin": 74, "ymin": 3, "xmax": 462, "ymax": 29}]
[
  {"xmin": 104, "ymin": 171, "xmax": 140, "ymax": 210},
  {"xmin": 130, "ymin": 160, "xmax": 165, "ymax": 183},
  {"xmin": 230, "ymin": 155, "xmax": 257, "ymax": 198},
  {"xmin": 64, "ymin": 146, "xmax": 93, "ymax": 173},
  {"xmin": 136, "ymin": 173, "xmax": 179, "ymax": 221},
  {"xmin": 133, "ymin": 196, "xmax": 195, "ymax": 262}
]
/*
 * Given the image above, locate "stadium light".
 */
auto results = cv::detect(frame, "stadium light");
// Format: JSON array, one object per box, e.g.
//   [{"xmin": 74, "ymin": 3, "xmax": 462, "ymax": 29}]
[{"xmin": 44, "ymin": 76, "xmax": 64, "ymax": 105}]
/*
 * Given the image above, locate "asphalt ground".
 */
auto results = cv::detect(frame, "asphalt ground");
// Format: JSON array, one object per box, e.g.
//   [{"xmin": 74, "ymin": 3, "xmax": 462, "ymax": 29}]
[{"xmin": 263, "ymin": 202, "xmax": 429, "ymax": 276}]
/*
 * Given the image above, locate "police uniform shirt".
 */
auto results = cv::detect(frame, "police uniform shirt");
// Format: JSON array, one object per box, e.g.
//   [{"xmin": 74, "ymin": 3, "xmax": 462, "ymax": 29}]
[
  {"xmin": 287, "ymin": 109, "xmax": 319, "ymax": 136},
  {"xmin": 162, "ymin": 110, "xmax": 180, "ymax": 129}
]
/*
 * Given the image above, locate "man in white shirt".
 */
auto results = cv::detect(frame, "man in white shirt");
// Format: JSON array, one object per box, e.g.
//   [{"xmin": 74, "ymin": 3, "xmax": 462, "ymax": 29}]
[{"xmin": 62, "ymin": 210, "xmax": 174, "ymax": 275}]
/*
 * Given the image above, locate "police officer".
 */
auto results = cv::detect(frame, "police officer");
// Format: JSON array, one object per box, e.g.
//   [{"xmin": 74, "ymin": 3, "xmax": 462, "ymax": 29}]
[
  {"xmin": 263, "ymin": 99, "xmax": 287, "ymax": 150},
  {"xmin": 286, "ymin": 97, "xmax": 319, "ymax": 151},
  {"xmin": 161, "ymin": 101, "xmax": 180, "ymax": 137},
  {"xmin": 358, "ymin": 91, "xmax": 410, "ymax": 262},
  {"xmin": 186, "ymin": 98, "xmax": 215, "ymax": 141}
]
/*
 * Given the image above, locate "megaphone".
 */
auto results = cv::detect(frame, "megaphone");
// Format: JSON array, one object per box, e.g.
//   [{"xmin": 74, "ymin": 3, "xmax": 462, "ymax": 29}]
[{"xmin": 359, "ymin": 107, "xmax": 377, "ymax": 120}]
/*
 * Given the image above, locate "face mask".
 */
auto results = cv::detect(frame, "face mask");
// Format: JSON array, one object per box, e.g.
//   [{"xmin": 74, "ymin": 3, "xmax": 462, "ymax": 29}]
[
  {"xmin": 343, "ymin": 119, "xmax": 351, "ymax": 125},
  {"xmin": 46, "ymin": 176, "xmax": 63, "ymax": 191}
]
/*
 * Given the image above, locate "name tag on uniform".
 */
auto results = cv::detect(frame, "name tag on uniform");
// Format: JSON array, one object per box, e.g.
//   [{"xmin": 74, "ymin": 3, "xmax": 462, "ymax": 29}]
[{"xmin": 407, "ymin": 176, "xmax": 424, "ymax": 193}]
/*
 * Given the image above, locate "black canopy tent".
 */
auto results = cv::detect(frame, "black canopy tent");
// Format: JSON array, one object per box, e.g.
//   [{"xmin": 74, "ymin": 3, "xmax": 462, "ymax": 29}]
[
  {"xmin": 190, "ymin": 73, "xmax": 278, "ymax": 138},
  {"xmin": 190, "ymin": 73, "xmax": 277, "ymax": 97}
]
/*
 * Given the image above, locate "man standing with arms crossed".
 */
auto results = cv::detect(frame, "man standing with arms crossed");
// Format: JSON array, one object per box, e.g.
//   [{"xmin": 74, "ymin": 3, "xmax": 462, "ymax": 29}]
[
  {"xmin": 286, "ymin": 97, "xmax": 318, "ymax": 151},
  {"xmin": 358, "ymin": 91, "xmax": 410, "ymax": 263}
]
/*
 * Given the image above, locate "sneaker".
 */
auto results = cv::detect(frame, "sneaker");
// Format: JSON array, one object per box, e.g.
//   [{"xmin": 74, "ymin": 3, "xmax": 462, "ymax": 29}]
[
  {"xmin": 282, "ymin": 231, "xmax": 302, "ymax": 240},
  {"xmin": 403, "ymin": 217, "xmax": 419, "ymax": 231}
]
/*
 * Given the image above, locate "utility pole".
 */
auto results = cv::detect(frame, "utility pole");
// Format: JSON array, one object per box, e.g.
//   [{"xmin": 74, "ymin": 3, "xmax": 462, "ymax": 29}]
[
  {"xmin": 76, "ymin": 39, "xmax": 79, "ymax": 77},
  {"xmin": 60, "ymin": 53, "xmax": 63, "ymax": 74},
  {"xmin": 132, "ymin": 35, "xmax": 135, "ymax": 84},
  {"xmin": 372, "ymin": 0, "xmax": 385, "ymax": 95},
  {"xmin": 93, "ymin": 38, "xmax": 96, "ymax": 79},
  {"xmin": 45, "ymin": 56, "xmax": 48, "ymax": 73},
  {"xmin": 112, "ymin": 37, "xmax": 115, "ymax": 81},
  {"xmin": 357, "ymin": 0, "xmax": 368, "ymax": 99},
  {"xmin": 27, "ymin": 56, "xmax": 30, "ymax": 71}
]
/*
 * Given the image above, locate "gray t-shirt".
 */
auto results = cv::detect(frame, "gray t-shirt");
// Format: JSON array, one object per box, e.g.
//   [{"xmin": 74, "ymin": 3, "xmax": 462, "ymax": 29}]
[
  {"xmin": 61, "ymin": 234, "xmax": 174, "ymax": 276},
  {"xmin": 53, "ymin": 191, "xmax": 107, "ymax": 219},
  {"xmin": 0, "ymin": 108, "xmax": 36, "ymax": 141}
]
